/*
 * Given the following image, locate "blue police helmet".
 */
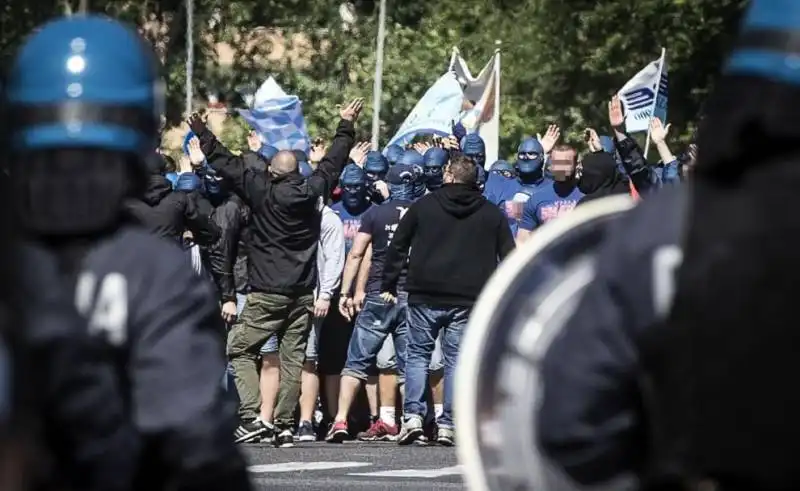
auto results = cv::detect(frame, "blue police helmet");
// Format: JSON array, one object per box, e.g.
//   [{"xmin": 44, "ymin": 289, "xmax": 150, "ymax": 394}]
[
  {"xmin": 423, "ymin": 147, "xmax": 449, "ymax": 169},
  {"xmin": 725, "ymin": 0, "xmax": 800, "ymax": 83},
  {"xmin": 386, "ymin": 144, "xmax": 405, "ymax": 165},
  {"xmin": 340, "ymin": 163, "xmax": 367, "ymax": 186},
  {"xmin": 259, "ymin": 144, "xmax": 279, "ymax": 161},
  {"xmin": 490, "ymin": 159, "xmax": 514, "ymax": 173},
  {"xmin": 6, "ymin": 15, "xmax": 164, "ymax": 154},
  {"xmin": 364, "ymin": 151, "xmax": 389, "ymax": 176}
]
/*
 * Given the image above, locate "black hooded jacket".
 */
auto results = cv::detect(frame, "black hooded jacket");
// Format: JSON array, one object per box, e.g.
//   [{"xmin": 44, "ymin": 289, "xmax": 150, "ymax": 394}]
[
  {"xmin": 381, "ymin": 183, "xmax": 515, "ymax": 306},
  {"xmin": 204, "ymin": 193, "xmax": 247, "ymax": 303},
  {"xmin": 578, "ymin": 152, "xmax": 632, "ymax": 205},
  {"xmin": 125, "ymin": 175, "xmax": 219, "ymax": 246}
]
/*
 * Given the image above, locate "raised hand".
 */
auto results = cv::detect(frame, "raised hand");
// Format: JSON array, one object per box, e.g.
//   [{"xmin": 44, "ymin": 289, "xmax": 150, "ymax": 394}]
[
  {"xmin": 187, "ymin": 136, "xmax": 206, "ymax": 166},
  {"xmin": 413, "ymin": 142, "xmax": 433, "ymax": 155},
  {"xmin": 349, "ymin": 141, "xmax": 371, "ymax": 166},
  {"xmin": 540, "ymin": 124, "xmax": 561, "ymax": 154},
  {"xmin": 247, "ymin": 131, "xmax": 261, "ymax": 152},
  {"xmin": 186, "ymin": 111, "xmax": 207, "ymax": 135},
  {"xmin": 340, "ymin": 98, "xmax": 365, "ymax": 122},
  {"xmin": 608, "ymin": 95, "xmax": 625, "ymax": 128},
  {"xmin": 649, "ymin": 117, "xmax": 671, "ymax": 144},
  {"xmin": 309, "ymin": 139, "xmax": 328, "ymax": 163},
  {"xmin": 585, "ymin": 127, "xmax": 602, "ymax": 152}
]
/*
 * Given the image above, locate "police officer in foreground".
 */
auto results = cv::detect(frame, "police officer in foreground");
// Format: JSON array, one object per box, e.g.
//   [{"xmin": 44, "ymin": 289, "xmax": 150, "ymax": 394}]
[
  {"xmin": 457, "ymin": 1, "xmax": 800, "ymax": 490},
  {"xmin": 537, "ymin": 0, "xmax": 800, "ymax": 489},
  {"xmin": 5, "ymin": 15, "xmax": 251, "ymax": 491}
]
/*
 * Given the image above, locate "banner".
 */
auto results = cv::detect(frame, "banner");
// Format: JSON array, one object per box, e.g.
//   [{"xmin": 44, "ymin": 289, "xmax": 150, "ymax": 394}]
[
  {"xmin": 449, "ymin": 48, "xmax": 501, "ymax": 167},
  {"xmin": 618, "ymin": 52, "xmax": 668, "ymax": 133},
  {"xmin": 385, "ymin": 71, "xmax": 464, "ymax": 150},
  {"xmin": 238, "ymin": 77, "xmax": 310, "ymax": 153}
]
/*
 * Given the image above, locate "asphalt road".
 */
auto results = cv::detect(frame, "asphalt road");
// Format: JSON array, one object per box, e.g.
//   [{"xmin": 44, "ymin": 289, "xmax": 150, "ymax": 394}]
[{"xmin": 243, "ymin": 441, "xmax": 464, "ymax": 491}]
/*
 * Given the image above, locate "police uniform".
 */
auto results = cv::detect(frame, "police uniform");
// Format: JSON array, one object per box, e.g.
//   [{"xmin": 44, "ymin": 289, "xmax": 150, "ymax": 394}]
[{"xmin": 5, "ymin": 15, "xmax": 251, "ymax": 490}]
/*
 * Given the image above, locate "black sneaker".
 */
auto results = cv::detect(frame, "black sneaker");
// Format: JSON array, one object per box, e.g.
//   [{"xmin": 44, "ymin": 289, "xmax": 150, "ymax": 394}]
[
  {"xmin": 234, "ymin": 418, "xmax": 270, "ymax": 444},
  {"xmin": 274, "ymin": 429, "xmax": 295, "ymax": 448},
  {"xmin": 296, "ymin": 420, "xmax": 316, "ymax": 442}
]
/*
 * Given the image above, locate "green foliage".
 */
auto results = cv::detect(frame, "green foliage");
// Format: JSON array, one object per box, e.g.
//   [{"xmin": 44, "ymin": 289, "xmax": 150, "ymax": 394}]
[{"xmin": 0, "ymin": 0, "xmax": 749, "ymax": 159}]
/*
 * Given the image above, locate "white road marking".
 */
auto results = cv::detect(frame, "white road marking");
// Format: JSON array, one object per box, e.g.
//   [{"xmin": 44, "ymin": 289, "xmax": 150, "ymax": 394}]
[
  {"xmin": 348, "ymin": 465, "xmax": 464, "ymax": 478},
  {"xmin": 248, "ymin": 462, "xmax": 372, "ymax": 473}
]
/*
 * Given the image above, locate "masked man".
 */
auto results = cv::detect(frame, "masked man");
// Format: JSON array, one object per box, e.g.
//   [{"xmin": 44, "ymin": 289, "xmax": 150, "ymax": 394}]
[
  {"xmin": 364, "ymin": 151, "xmax": 390, "ymax": 204},
  {"xmin": 423, "ymin": 147, "xmax": 448, "ymax": 193},
  {"xmin": 5, "ymin": 14, "xmax": 251, "ymax": 490},
  {"xmin": 516, "ymin": 144, "xmax": 584, "ymax": 244},
  {"xmin": 386, "ymin": 144, "xmax": 405, "ymax": 166},
  {"xmin": 327, "ymin": 163, "xmax": 424, "ymax": 443}
]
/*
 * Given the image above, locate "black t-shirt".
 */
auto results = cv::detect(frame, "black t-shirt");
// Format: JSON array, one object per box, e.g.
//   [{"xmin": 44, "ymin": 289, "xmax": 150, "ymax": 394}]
[{"xmin": 359, "ymin": 199, "xmax": 413, "ymax": 294}]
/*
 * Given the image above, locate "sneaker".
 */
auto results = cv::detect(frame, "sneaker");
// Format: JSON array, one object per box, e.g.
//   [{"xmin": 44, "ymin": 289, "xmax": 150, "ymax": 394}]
[
  {"xmin": 296, "ymin": 420, "xmax": 316, "ymax": 442},
  {"xmin": 415, "ymin": 419, "xmax": 437, "ymax": 446},
  {"xmin": 274, "ymin": 429, "xmax": 295, "ymax": 448},
  {"xmin": 234, "ymin": 418, "xmax": 270, "ymax": 444},
  {"xmin": 437, "ymin": 427, "xmax": 455, "ymax": 447},
  {"xmin": 325, "ymin": 420, "xmax": 349, "ymax": 443},
  {"xmin": 397, "ymin": 415, "xmax": 424, "ymax": 445},
  {"xmin": 357, "ymin": 420, "xmax": 399, "ymax": 442}
]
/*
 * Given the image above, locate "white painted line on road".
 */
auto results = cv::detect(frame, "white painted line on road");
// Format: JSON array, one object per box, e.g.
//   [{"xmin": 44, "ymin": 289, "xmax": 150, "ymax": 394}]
[
  {"xmin": 348, "ymin": 465, "xmax": 464, "ymax": 478},
  {"xmin": 248, "ymin": 462, "xmax": 372, "ymax": 473}
]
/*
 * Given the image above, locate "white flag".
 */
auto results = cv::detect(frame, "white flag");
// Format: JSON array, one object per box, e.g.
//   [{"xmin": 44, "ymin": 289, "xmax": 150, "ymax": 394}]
[{"xmin": 618, "ymin": 54, "xmax": 668, "ymax": 133}]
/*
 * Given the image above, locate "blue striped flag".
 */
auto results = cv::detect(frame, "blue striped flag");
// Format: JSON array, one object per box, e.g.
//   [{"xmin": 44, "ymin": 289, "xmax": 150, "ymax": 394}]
[{"xmin": 238, "ymin": 96, "xmax": 310, "ymax": 153}]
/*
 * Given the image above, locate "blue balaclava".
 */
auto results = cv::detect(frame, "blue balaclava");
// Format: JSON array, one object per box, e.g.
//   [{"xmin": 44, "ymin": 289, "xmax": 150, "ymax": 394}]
[
  {"xmin": 259, "ymin": 144, "xmax": 279, "ymax": 162},
  {"xmin": 340, "ymin": 163, "xmax": 369, "ymax": 211},
  {"xmin": 475, "ymin": 165, "xmax": 487, "ymax": 191},
  {"xmin": 490, "ymin": 159, "xmax": 516, "ymax": 179},
  {"xmin": 386, "ymin": 144, "xmax": 405, "ymax": 165},
  {"xmin": 298, "ymin": 161, "xmax": 314, "ymax": 178},
  {"xmin": 386, "ymin": 163, "xmax": 421, "ymax": 202},
  {"xmin": 399, "ymin": 149, "xmax": 427, "ymax": 198},
  {"xmin": 423, "ymin": 147, "xmax": 448, "ymax": 191},
  {"xmin": 364, "ymin": 151, "xmax": 389, "ymax": 183},
  {"xmin": 598, "ymin": 134, "xmax": 626, "ymax": 176},
  {"xmin": 461, "ymin": 134, "xmax": 487, "ymax": 168},
  {"xmin": 516, "ymin": 137, "xmax": 545, "ymax": 177},
  {"xmin": 174, "ymin": 172, "xmax": 201, "ymax": 192}
]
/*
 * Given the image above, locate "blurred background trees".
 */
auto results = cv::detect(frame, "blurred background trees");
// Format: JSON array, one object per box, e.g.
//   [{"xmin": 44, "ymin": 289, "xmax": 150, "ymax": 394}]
[{"xmin": 0, "ymin": 0, "xmax": 748, "ymax": 156}]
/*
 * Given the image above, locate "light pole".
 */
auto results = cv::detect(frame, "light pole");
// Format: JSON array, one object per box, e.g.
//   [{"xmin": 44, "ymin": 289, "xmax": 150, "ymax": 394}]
[
  {"xmin": 371, "ymin": 0, "xmax": 387, "ymax": 150},
  {"xmin": 185, "ymin": 0, "xmax": 194, "ymax": 116}
]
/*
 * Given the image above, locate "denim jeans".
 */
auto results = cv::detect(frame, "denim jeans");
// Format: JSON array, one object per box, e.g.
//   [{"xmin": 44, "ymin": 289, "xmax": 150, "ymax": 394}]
[
  {"xmin": 404, "ymin": 303, "xmax": 470, "ymax": 429},
  {"xmin": 342, "ymin": 292, "xmax": 408, "ymax": 382}
]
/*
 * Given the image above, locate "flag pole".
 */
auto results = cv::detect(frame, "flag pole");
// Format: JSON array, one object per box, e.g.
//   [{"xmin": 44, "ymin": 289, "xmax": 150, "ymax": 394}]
[
  {"xmin": 185, "ymin": 0, "xmax": 194, "ymax": 116},
  {"xmin": 643, "ymin": 47, "xmax": 666, "ymax": 160},
  {"xmin": 370, "ymin": 0, "xmax": 387, "ymax": 150}
]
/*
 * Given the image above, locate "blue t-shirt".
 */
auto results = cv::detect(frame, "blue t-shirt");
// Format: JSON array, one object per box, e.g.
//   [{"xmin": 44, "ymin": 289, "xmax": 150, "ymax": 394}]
[
  {"xmin": 331, "ymin": 201, "xmax": 372, "ymax": 255},
  {"xmin": 358, "ymin": 199, "xmax": 413, "ymax": 294},
  {"xmin": 486, "ymin": 177, "xmax": 542, "ymax": 238},
  {"xmin": 520, "ymin": 181, "xmax": 584, "ymax": 232}
]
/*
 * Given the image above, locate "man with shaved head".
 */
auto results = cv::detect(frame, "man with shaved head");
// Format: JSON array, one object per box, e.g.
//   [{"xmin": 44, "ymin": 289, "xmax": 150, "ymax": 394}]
[{"xmin": 188, "ymin": 98, "xmax": 364, "ymax": 447}]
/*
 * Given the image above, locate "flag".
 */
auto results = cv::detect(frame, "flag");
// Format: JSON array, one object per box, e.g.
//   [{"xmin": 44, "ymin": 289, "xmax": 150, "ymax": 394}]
[
  {"xmin": 385, "ymin": 72, "xmax": 464, "ymax": 151},
  {"xmin": 237, "ymin": 77, "xmax": 310, "ymax": 153},
  {"xmin": 618, "ymin": 53, "xmax": 668, "ymax": 133},
  {"xmin": 449, "ymin": 48, "xmax": 501, "ymax": 167}
]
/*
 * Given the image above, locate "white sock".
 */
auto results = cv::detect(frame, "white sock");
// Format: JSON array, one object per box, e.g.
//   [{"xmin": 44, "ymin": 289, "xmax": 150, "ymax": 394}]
[
  {"xmin": 434, "ymin": 404, "xmax": 444, "ymax": 420},
  {"xmin": 379, "ymin": 406, "xmax": 396, "ymax": 426}
]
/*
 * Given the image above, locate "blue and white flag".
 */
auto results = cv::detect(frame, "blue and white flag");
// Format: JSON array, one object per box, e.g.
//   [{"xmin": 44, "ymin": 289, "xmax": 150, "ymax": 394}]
[
  {"xmin": 238, "ymin": 78, "xmax": 310, "ymax": 154},
  {"xmin": 385, "ymin": 72, "xmax": 464, "ymax": 151},
  {"xmin": 618, "ymin": 52, "xmax": 668, "ymax": 133}
]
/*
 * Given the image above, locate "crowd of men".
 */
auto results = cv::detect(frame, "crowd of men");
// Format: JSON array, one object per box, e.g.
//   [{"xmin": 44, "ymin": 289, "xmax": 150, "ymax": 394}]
[{"xmin": 145, "ymin": 82, "xmax": 694, "ymax": 452}]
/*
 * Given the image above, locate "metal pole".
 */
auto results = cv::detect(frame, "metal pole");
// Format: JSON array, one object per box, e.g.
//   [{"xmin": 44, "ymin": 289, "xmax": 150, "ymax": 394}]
[
  {"xmin": 370, "ymin": 0, "xmax": 387, "ymax": 150},
  {"xmin": 185, "ymin": 0, "xmax": 194, "ymax": 116}
]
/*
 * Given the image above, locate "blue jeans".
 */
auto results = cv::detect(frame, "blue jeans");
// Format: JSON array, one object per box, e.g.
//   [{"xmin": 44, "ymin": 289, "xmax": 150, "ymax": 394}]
[
  {"xmin": 342, "ymin": 293, "xmax": 408, "ymax": 381},
  {"xmin": 404, "ymin": 303, "xmax": 470, "ymax": 429}
]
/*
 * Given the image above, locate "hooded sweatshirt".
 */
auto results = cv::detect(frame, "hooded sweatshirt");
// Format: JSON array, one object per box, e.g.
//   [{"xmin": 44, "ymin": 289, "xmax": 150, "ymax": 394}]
[
  {"xmin": 577, "ymin": 152, "xmax": 631, "ymax": 205},
  {"xmin": 381, "ymin": 182, "xmax": 515, "ymax": 306}
]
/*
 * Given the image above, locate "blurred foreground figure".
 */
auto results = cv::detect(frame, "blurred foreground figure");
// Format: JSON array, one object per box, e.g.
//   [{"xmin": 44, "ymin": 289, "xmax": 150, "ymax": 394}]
[
  {"xmin": 456, "ymin": 1, "xmax": 800, "ymax": 489},
  {"xmin": 5, "ymin": 15, "xmax": 251, "ymax": 491}
]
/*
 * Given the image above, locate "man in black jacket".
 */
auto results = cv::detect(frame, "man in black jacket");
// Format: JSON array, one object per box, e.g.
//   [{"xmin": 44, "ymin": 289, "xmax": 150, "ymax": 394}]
[
  {"xmin": 381, "ymin": 153, "xmax": 515, "ymax": 446},
  {"xmin": 126, "ymin": 155, "xmax": 220, "ymax": 246},
  {"xmin": 188, "ymin": 98, "xmax": 364, "ymax": 447}
]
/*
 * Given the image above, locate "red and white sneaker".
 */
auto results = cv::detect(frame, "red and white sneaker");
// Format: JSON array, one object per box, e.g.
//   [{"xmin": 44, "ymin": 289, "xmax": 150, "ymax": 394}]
[
  {"xmin": 357, "ymin": 420, "xmax": 399, "ymax": 441},
  {"xmin": 325, "ymin": 420, "xmax": 349, "ymax": 443}
]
